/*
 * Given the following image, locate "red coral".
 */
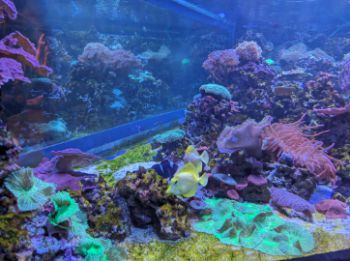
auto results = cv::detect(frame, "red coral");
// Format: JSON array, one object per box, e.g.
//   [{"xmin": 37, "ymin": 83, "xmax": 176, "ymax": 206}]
[
  {"xmin": 313, "ymin": 103, "xmax": 350, "ymax": 117},
  {"xmin": 0, "ymin": 0, "xmax": 17, "ymax": 23},
  {"xmin": 316, "ymin": 199, "xmax": 348, "ymax": 219},
  {"xmin": 262, "ymin": 115, "xmax": 340, "ymax": 184}
]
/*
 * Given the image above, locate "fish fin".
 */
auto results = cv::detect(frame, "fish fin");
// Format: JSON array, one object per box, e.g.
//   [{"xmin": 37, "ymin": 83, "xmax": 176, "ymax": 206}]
[
  {"xmin": 166, "ymin": 185, "xmax": 173, "ymax": 195},
  {"xmin": 198, "ymin": 173, "xmax": 209, "ymax": 186},
  {"xmin": 185, "ymin": 145, "xmax": 195, "ymax": 154},
  {"xmin": 200, "ymin": 150, "xmax": 209, "ymax": 165},
  {"xmin": 192, "ymin": 160, "xmax": 202, "ymax": 174},
  {"xmin": 178, "ymin": 162, "xmax": 198, "ymax": 176}
]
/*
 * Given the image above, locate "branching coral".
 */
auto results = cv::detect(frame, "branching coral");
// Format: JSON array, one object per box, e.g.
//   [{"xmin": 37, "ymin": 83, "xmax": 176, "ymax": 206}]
[
  {"xmin": 4, "ymin": 167, "xmax": 55, "ymax": 211},
  {"xmin": 193, "ymin": 198, "xmax": 315, "ymax": 256},
  {"xmin": 313, "ymin": 103, "xmax": 350, "ymax": 117},
  {"xmin": 262, "ymin": 116, "xmax": 340, "ymax": 184}
]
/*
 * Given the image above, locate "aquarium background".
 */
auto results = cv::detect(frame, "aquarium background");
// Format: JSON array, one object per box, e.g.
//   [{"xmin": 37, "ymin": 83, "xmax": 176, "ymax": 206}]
[{"xmin": 3, "ymin": 0, "xmax": 350, "ymax": 260}]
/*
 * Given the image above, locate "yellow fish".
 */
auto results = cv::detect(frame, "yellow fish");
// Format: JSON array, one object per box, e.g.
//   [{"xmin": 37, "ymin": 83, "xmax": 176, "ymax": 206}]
[
  {"xmin": 183, "ymin": 145, "xmax": 209, "ymax": 165},
  {"xmin": 166, "ymin": 161, "xmax": 208, "ymax": 198}
]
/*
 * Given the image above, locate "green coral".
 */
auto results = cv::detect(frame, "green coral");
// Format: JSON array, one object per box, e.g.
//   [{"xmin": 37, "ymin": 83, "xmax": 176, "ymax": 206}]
[
  {"xmin": 77, "ymin": 237, "xmax": 106, "ymax": 261},
  {"xmin": 199, "ymin": 83, "xmax": 232, "ymax": 100},
  {"xmin": 97, "ymin": 144, "xmax": 155, "ymax": 186},
  {"xmin": 193, "ymin": 198, "xmax": 315, "ymax": 256},
  {"xmin": 77, "ymin": 237, "xmax": 127, "ymax": 261},
  {"xmin": 49, "ymin": 191, "xmax": 79, "ymax": 226},
  {"xmin": 4, "ymin": 167, "xmax": 55, "ymax": 212},
  {"xmin": 152, "ymin": 128, "xmax": 185, "ymax": 144}
]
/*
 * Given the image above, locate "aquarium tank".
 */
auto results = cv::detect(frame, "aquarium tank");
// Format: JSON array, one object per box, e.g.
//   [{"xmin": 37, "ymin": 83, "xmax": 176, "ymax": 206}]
[{"xmin": 2, "ymin": 0, "xmax": 350, "ymax": 260}]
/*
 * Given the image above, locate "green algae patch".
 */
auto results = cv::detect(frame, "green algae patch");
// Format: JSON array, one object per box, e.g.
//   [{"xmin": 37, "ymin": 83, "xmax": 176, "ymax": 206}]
[
  {"xmin": 192, "ymin": 198, "xmax": 315, "ymax": 256},
  {"xmin": 0, "ymin": 212, "xmax": 32, "ymax": 254},
  {"xmin": 97, "ymin": 144, "xmax": 155, "ymax": 186}
]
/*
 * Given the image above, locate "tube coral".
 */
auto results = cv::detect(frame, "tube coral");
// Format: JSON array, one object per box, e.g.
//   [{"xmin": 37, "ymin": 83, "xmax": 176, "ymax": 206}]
[{"xmin": 262, "ymin": 115, "xmax": 340, "ymax": 184}]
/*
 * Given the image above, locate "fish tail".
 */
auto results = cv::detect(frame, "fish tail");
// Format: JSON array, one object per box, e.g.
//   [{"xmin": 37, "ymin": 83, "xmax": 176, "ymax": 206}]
[
  {"xmin": 200, "ymin": 150, "xmax": 210, "ymax": 165},
  {"xmin": 198, "ymin": 173, "xmax": 208, "ymax": 186}
]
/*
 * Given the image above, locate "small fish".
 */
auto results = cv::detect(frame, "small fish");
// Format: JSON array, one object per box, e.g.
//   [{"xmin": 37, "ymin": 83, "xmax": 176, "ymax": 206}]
[
  {"xmin": 26, "ymin": 95, "xmax": 44, "ymax": 106},
  {"xmin": 183, "ymin": 145, "xmax": 209, "ymax": 165},
  {"xmin": 265, "ymin": 58, "xmax": 275, "ymax": 65},
  {"xmin": 166, "ymin": 161, "xmax": 208, "ymax": 198}
]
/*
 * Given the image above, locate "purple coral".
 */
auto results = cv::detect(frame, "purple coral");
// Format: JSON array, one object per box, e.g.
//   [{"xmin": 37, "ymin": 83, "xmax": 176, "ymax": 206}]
[
  {"xmin": 34, "ymin": 148, "xmax": 98, "ymax": 191},
  {"xmin": 0, "ymin": 57, "xmax": 29, "ymax": 86},
  {"xmin": 270, "ymin": 187, "xmax": 315, "ymax": 214},
  {"xmin": 0, "ymin": 31, "xmax": 52, "ymax": 76},
  {"xmin": 0, "ymin": 0, "xmax": 17, "ymax": 22}
]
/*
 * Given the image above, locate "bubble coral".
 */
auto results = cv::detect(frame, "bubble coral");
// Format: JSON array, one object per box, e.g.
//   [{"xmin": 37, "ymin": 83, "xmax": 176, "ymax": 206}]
[
  {"xmin": 4, "ymin": 167, "xmax": 55, "ymax": 211},
  {"xmin": 192, "ymin": 198, "xmax": 315, "ymax": 256},
  {"xmin": 235, "ymin": 41, "xmax": 262, "ymax": 63},
  {"xmin": 262, "ymin": 115, "xmax": 340, "ymax": 185}
]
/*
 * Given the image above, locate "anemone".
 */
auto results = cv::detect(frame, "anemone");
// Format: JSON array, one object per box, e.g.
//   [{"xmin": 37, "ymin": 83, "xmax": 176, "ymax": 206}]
[
  {"xmin": 76, "ymin": 237, "xmax": 106, "ymax": 261},
  {"xmin": 4, "ymin": 167, "xmax": 55, "ymax": 212},
  {"xmin": 49, "ymin": 191, "xmax": 79, "ymax": 226}
]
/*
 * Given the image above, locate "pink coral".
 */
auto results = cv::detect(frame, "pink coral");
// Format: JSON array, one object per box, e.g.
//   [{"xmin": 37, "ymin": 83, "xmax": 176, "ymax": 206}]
[
  {"xmin": 0, "ymin": 0, "xmax": 17, "ymax": 22},
  {"xmin": 78, "ymin": 42, "xmax": 141, "ymax": 70},
  {"xmin": 262, "ymin": 116, "xmax": 340, "ymax": 185},
  {"xmin": 316, "ymin": 199, "xmax": 348, "ymax": 219},
  {"xmin": 247, "ymin": 175, "xmax": 267, "ymax": 186},
  {"xmin": 270, "ymin": 187, "xmax": 315, "ymax": 214},
  {"xmin": 0, "ymin": 57, "xmax": 30, "ymax": 86},
  {"xmin": 313, "ymin": 103, "xmax": 350, "ymax": 117},
  {"xmin": 202, "ymin": 49, "xmax": 240, "ymax": 84},
  {"xmin": 235, "ymin": 41, "xmax": 262, "ymax": 62}
]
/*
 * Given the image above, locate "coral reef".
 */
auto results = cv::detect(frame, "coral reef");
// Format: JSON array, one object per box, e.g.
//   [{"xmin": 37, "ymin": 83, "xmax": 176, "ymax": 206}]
[
  {"xmin": 117, "ymin": 168, "xmax": 190, "ymax": 240},
  {"xmin": 193, "ymin": 198, "xmax": 315, "ymax": 256}
]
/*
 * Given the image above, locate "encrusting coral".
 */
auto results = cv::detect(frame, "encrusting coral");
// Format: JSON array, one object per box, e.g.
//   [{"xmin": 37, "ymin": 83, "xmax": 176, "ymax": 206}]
[{"xmin": 193, "ymin": 198, "xmax": 315, "ymax": 256}]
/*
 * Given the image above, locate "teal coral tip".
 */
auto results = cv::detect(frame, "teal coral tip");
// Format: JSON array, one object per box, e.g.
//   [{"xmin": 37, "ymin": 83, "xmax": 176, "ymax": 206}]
[
  {"xmin": 192, "ymin": 198, "xmax": 315, "ymax": 256},
  {"xmin": 199, "ymin": 83, "xmax": 232, "ymax": 100},
  {"xmin": 77, "ymin": 237, "xmax": 106, "ymax": 261},
  {"xmin": 49, "ymin": 191, "xmax": 80, "ymax": 225},
  {"xmin": 153, "ymin": 128, "xmax": 186, "ymax": 144},
  {"xmin": 4, "ymin": 167, "xmax": 55, "ymax": 212}
]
